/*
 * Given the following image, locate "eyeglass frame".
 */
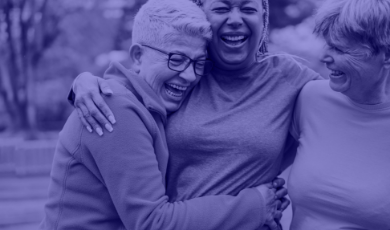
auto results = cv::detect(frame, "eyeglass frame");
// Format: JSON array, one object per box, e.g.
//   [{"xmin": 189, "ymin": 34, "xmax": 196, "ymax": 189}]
[{"xmin": 140, "ymin": 44, "xmax": 213, "ymax": 77}]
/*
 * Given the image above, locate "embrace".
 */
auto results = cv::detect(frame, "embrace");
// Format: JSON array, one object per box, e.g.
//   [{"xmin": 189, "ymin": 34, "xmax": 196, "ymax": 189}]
[{"xmin": 41, "ymin": 0, "xmax": 390, "ymax": 229}]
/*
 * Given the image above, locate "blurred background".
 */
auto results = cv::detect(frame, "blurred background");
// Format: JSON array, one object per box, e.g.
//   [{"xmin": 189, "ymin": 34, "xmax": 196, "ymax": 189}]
[{"xmin": 0, "ymin": 0, "xmax": 328, "ymax": 229}]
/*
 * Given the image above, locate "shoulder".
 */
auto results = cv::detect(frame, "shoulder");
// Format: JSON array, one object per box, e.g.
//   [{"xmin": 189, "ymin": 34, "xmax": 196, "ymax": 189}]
[
  {"xmin": 61, "ymin": 81, "xmax": 155, "ymax": 152},
  {"xmin": 103, "ymin": 81, "xmax": 155, "ymax": 130},
  {"xmin": 297, "ymin": 80, "xmax": 338, "ymax": 109},
  {"xmin": 300, "ymin": 80, "xmax": 331, "ymax": 98},
  {"xmin": 256, "ymin": 55, "xmax": 323, "ymax": 87},
  {"xmin": 103, "ymin": 79, "xmax": 145, "ymax": 113}
]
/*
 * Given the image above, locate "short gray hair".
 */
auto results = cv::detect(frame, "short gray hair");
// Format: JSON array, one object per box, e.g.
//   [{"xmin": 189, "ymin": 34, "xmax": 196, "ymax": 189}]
[
  {"xmin": 132, "ymin": 0, "xmax": 212, "ymax": 47},
  {"xmin": 314, "ymin": 0, "xmax": 390, "ymax": 55}
]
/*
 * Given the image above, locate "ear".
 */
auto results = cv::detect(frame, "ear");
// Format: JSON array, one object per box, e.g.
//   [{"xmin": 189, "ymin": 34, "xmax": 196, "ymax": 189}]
[{"xmin": 129, "ymin": 44, "xmax": 144, "ymax": 73}]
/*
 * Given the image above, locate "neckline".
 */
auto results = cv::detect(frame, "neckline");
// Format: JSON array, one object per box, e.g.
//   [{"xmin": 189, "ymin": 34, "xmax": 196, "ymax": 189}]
[
  {"xmin": 211, "ymin": 61, "xmax": 258, "ymax": 77},
  {"xmin": 344, "ymin": 94, "xmax": 390, "ymax": 111}
]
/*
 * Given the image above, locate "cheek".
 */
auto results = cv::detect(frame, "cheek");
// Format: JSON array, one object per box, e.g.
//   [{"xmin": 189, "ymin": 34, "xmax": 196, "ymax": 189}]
[
  {"xmin": 246, "ymin": 16, "xmax": 263, "ymax": 42},
  {"xmin": 343, "ymin": 56, "xmax": 366, "ymax": 75}
]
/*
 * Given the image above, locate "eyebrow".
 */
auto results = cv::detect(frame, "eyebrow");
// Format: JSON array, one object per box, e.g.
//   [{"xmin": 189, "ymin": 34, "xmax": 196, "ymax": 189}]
[
  {"xmin": 170, "ymin": 50, "xmax": 207, "ymax": 60},
  {"xmin": 218, "ymin": 0, "xmax": 258, "ymax": 5}
]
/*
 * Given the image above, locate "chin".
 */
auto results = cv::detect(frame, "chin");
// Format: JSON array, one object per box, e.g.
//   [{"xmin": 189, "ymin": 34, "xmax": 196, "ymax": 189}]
[
  {"xmin": 221, "ymin": 53, "xmax": 252, "ymax": 66},
  {"xmin": 329, "ymin": 80, "xmax": 349, "ymax": 93},
  {"xmin": 164, "ymin": 102, "xmax": 181, "ymax": 114}
]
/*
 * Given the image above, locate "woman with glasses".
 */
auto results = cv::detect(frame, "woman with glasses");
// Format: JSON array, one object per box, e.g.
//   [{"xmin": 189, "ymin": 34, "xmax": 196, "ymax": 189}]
[
  {"xmin": 41, "ymin": 0, "xmax": 287, "ymax": 229},
  {"xmin": 68, "ymin": 0, "xmax": 320, "ymax": 228}
]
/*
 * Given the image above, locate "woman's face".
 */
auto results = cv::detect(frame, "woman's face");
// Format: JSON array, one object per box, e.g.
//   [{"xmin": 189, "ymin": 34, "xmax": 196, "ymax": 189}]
[
  {"xmin": 137, "ymin": 34, "xmax": 206, "ymax": 113},
  {"xmin": 321, "ymin": 38, "xmax": 388, "ymax": 104},
  {"xmin": 202, "ymin": 0, "xmax": 264, "ymax": 71}
]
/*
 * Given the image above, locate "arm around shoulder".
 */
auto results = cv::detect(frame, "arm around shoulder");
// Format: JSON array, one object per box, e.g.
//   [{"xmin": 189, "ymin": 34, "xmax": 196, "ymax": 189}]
[{"xmin": 81, "ymin": 93, "xmax": 266, "ymax": 230}]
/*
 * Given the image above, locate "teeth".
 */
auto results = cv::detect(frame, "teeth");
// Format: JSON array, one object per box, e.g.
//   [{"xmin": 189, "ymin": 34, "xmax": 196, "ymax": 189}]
[
  {"xmin": 167, "ymin": 83, "xmax": 187, "ymax": 91},
  {"xmin": 222, "ymin": 35, "xmax": 246, "ymax": 41},
  {"xmin": 166, "ymin": 88, "xmax": 182, "ymax": 97},
  {"xmin": 331, "ymin": 70, "xmax": 344, "ymax": 76}
]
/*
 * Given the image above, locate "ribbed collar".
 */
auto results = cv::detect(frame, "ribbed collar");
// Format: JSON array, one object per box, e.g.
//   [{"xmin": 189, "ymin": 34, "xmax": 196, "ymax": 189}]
[
  {"xmin": 104, "ymin": 62, "xmax": 167, "ymax": 124},
  {"xmin": 345, "ymin": 94, "xmax": 390, "ymax": 111}
]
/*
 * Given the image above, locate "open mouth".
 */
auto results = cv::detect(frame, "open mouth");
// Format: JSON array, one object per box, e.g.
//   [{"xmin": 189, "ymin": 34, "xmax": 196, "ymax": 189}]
[
  {"xmin": 165, "ymin": 83, "xmax": 187, "ymax": 98},
  {"xmin": 221, "ymin": 35, "xmax": 248, "ymax": 47},
  {"xmin": 329, "ymin": 70, "xmax": 345, "ymax": 78}
]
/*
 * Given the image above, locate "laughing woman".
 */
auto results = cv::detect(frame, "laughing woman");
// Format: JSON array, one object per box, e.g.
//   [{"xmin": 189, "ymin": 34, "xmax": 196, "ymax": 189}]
[
  {"xmin": 68, "ymin": 0, "xmax": 322, "ymax": 228},
  {"xmin": 288, "ymin": 0, "xmax": 390, "ymax": 229},
  {"xmin": 41, "ymin": 0, "xmax": 286, "ymax": 229}
]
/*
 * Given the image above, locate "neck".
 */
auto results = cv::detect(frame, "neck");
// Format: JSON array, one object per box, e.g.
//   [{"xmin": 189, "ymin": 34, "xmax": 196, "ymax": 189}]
[
  {"xmin": 212, "ymin": 61, "xmax": 257, "ymax": 76},
  {"xmin": 347, "ymin": 74, "xmax": 390, "ymax": 105}
]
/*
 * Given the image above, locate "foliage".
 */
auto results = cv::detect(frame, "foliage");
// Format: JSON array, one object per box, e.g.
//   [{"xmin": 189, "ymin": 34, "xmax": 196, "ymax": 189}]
[{"xmin": 0, "ymin": 0, "xmax": 325, "ymax": 139}]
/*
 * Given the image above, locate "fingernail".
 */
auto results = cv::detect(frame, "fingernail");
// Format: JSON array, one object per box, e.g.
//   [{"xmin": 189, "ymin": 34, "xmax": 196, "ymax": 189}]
[
  {"xmin": 106, "ymin": 90, "xmax": 113, "ymax": 95},
  {"xmin": 108, "ymin": 116, "xmax": 116, "ymax": 124},
  {"xmin": 87, "ymin": 126, "xmax": 93, "ymax": 133},
  {"xmin": 96, "ymin": 128, "xmax": 103, "ymax": 136},
  {"xmin": 105, "ymin": 124, "xmax": 113, "ymax": 132}
]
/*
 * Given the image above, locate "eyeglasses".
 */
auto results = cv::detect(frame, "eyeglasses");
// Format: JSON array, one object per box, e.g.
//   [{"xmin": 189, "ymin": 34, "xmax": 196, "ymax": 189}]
[{"xmin": 141, "ymin": 44, "xmax": 213, "ymax": 77}]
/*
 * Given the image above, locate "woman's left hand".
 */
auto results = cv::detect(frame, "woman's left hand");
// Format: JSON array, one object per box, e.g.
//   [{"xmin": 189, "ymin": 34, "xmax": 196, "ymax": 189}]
[{"xmin": 271, "ymin": 177, "xmax": 291, "ymax": 213}]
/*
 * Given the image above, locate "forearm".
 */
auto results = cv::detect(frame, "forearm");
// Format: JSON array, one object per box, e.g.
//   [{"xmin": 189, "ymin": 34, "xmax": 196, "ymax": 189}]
[
  {"xmin": 83, "ymin": 93, "xmax": 264, "ymax": 230},
  {"xmin": 135, "ymin": 188, "xmax": 265, "ymax": 230}
]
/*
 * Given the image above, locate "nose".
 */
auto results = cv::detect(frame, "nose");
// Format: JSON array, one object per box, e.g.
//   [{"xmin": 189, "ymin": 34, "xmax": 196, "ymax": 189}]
[
  {"xmin": 321, "ymin": 50, "xmax": 334, "ymax": 64},
  {"xmin": 226, "ymin": 8, "xmax": 243, "ymax": 28},
  {"xmin": 179, "ymin": 62, "xmax": 197, "ymax": 83}
]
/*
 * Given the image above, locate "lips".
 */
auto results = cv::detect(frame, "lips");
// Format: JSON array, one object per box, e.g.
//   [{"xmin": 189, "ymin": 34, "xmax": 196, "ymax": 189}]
[
  {"xmin": 221, "ymin": 35, "xmax": 248, "ymax": 47},
  {"xmin": 328, "ymin": 69, "xmax": 345, "ymax": 79},
  {"xmin": 165, "ymin": 83, "xmax": 188, "ymax": 98}
]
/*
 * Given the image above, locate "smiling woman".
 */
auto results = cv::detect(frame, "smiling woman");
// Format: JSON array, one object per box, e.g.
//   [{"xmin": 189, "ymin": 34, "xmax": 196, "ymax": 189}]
[
  {"xmin": 314, "ymin": 0, "xmax": 390, "ymax": 105},
  {"xmin": 40, "ymin": 0, "xmax": 287, "ymax": 229},
  {"xmin": 201, "ymin": 0, "xmax": 269, "ymax": 70},
  {"xmin": 68, "ymin": 0, "xmax": 328, "ymax": 229},
  {"xmin": 288, "ymin": 0, "xmax": 390, "ymax": 229}
]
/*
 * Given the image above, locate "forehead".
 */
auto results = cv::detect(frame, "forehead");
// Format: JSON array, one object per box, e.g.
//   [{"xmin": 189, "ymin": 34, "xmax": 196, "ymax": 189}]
[
  {"xmin": 205, "ymin": 0, "xmax": 262, "ymax": 6},
  {"xmin": 163, "ymin": 33, "xmax": 207, "ymax": 59}
]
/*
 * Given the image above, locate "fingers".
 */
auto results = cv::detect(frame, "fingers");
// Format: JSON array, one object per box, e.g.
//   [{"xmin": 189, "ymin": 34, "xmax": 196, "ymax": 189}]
[
  {"xmin": 98, "ymin": 78, "xmax": 113, "ymax": 96},
  {"xmin": 76, "ymin": 108, "xmax": 92, "ymax": 133},
  {"xmin": 84, "ymin": 99, "xmax": 110, "ymax": 136},
  {"xmin": 276, "ymin": 220, "xmax": 283, "ymax": 230},
  {"xmin": 267, "ymin": 219, "xmax": 279, "ymax": 230},
  {"xmin": 272, "ymin": 178, "xmax": 285, "ymax": 189},
  {"xmin": 279, "ymin": 197, "xmax": 291, "ymax": 211},
  {"xmin": 92, "ymin": 93, "xmax": 116, "ymax": 125},
  {"xmin": 275, "ymin": 199, "xmax": 282, "ymax": 210},
  {"xmin": 275, "ymin": 187, "xmax": 288, "ymax": 199},
  {"xmin": 78, "ymin": 102, "xmax": 103, "ymax": 136},
  {"xmin": 90, "ymin": 94, "xmax": 114, "ymax": 132},
  {"xmin": 273, "ymin": 210, "xmax": 283, "ymax": 222}
]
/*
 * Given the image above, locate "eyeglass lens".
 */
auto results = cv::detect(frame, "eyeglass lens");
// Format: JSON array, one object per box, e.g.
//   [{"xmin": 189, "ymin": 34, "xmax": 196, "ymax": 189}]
[{"xmin": 168, "ymin": 54, "xmax": 212, "ymax": 76}]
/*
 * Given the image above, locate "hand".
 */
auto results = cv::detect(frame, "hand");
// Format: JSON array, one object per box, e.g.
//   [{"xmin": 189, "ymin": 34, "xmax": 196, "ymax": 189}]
[
  {"xmin": 255, "ymin": 183, "xmax": 282, "ymax": 230},
  {"xmin": 73, "ymin": 72, "xmax": 116, "ymax": 136},
  {"xmin": 271, "ymin": 178, "xmax": 290, "ymax": 213}
]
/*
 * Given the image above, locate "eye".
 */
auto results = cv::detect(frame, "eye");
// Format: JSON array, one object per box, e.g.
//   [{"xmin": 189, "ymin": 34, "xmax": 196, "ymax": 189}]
[
  {"xmin": 169, "ymin": 55, "xmax": 187, "ymax": 67},
  {"xmin": 195, "ymin": 61, "xmax": 206, "ymax": 71},
  {"xmin": 241, "ymin": 7, "xmax": 257, "ymax": 14},
  {"xmin": 329, "ymin": 45, "xmax": 345, "ymax": 54},
  {"xmin": 212, "ymin": 7, "xmax": 230, "ymax": 13}
]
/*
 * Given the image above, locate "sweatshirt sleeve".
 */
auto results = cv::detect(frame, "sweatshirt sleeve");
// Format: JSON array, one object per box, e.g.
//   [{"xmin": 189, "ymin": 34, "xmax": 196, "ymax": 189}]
[{"xmin": 81, "ymin": 93, "xmax": 266, "ymax": 230}]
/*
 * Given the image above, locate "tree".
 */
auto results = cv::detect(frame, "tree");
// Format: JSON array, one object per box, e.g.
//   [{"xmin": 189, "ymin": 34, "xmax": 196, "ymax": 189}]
[
  {"xmin": 0, "ymin": 0, "xmax": 94, "ymax": 137},
  {"xmin": 269, "ymin": 0, "xmax": 318, "ymax": 28}
]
